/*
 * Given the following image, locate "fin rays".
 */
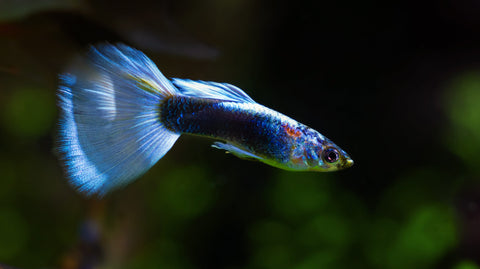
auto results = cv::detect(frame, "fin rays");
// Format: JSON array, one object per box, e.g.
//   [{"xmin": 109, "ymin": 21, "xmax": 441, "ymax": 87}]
[
  {"xmin": 57, "ymin": 44, "xmax": 180, "ymax": 196},
  {"xmin": 172, "ymin": 78, "xmax": 256, "ymax": 103},
  {"xmin": 212, "ymin": 142, "xmax": 262, "ymax": 160}
]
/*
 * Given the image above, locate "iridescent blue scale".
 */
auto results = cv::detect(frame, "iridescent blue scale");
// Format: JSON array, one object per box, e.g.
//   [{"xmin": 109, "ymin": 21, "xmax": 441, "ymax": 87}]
[{"xmin": 160, "ymin": 96, "xmax": 292, "ymax": 163}]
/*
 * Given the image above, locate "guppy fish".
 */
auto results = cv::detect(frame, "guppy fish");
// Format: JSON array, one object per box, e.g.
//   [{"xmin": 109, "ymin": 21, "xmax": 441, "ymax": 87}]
[{"xmin": 57, "ymin": 44, "xmax": 353, "ymax": 196}]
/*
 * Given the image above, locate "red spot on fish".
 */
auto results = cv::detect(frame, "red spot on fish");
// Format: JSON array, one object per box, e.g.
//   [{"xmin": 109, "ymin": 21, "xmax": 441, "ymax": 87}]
[{"xmin": 283, "ymin": 124, "xmax": 301, "ymax": 138}]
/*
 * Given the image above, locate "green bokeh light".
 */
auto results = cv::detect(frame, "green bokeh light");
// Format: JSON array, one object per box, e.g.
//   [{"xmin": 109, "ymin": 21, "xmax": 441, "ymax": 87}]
[
  {"xmin": 444, "ymin": 71, "xmax": 480, "ymax": 171},
  {"xmin": 454, "ymin": 260, "xmax": 480, "ymax": 269}
]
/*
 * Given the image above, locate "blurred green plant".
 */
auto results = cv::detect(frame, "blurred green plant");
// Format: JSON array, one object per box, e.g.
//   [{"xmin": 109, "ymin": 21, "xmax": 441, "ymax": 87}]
[
  {"xmin": 454, "ymin": 260, "xmax": 480, "ymax": 269},
  {"xmin": 125, "ymin": 165, "xmax": 215, "ymax": 269},
  {"xmin": 248, "ymin": 172, "xmax": 358, "ymax": 269},
  {"xmin": 444, "ymin": 71, "xmax": 480, "ymax": 173},
  {"xmin": 366, "ymin": 169, "xmax": 458, "ymax": 269},
  {"xmin": 248, "ymin": 169, "xmax": 459, "ymax": 269},
  {"xmin": 385, "ymin": 204, "xmax": 457, "ymax": 269}
]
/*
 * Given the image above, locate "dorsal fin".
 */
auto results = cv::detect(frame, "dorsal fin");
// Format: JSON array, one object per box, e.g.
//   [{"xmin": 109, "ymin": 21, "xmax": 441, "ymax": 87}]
[{"xmin": 171, "ymin": 78, "xmax": 256, "ymax": 103}]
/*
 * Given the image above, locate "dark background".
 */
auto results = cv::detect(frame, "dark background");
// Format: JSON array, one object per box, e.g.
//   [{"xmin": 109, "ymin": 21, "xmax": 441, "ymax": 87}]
[{"xmin": 0, "ymin": 0, "xmax": 480, "ymax": 268}]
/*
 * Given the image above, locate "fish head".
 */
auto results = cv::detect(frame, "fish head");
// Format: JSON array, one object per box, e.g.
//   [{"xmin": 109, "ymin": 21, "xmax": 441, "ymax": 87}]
[
  {"xmin": 292, "ymin": 129, "xmax": 353, "ymax": 172},
  {"xmin": 309, "ymin": 141, "xmax": 353, "ymax": 171}
]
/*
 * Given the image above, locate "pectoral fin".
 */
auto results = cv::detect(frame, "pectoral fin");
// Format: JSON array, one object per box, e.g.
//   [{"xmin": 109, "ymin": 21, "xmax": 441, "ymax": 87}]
[{"xmin": 212, "ymin": 142, "xmax": 262, "ymax": 161}]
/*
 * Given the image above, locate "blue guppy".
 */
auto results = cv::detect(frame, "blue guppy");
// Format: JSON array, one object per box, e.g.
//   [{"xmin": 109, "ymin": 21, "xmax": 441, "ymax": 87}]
[{"xmin": 57, "ymin": 44, "xmax": 353, "ymax": 196}]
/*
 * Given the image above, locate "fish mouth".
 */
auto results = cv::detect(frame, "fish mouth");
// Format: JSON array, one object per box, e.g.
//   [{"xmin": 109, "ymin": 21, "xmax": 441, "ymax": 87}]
[
  {"xmin": 336, "ymin": 157, "xmax": 353, "ymax": 170},
  {"xmin": 344, "ymin": 158, "xmax": 354, "ymax": 168}
]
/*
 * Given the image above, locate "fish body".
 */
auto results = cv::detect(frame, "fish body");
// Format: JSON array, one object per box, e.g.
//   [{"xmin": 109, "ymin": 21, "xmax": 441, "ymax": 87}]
[
  {"xmin": 57, "ymin": 44, "xmax": 353, "ymax": 196},
  {"xmin": 160, "ymin": 95, "xmax": 348, "ymax": 171}
]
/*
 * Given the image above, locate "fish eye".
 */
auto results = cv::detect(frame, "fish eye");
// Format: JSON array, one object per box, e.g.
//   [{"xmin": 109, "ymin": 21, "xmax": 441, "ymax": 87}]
[{"xmin": 322, "ymin": 148, "xmax": 339, "ymax": 163}]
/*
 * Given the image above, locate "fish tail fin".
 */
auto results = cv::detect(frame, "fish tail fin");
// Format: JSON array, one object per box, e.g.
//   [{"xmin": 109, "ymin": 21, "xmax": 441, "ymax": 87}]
[{"xmin": 57, "ymin": 44, "xmax": 180, "ymax": 196}]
